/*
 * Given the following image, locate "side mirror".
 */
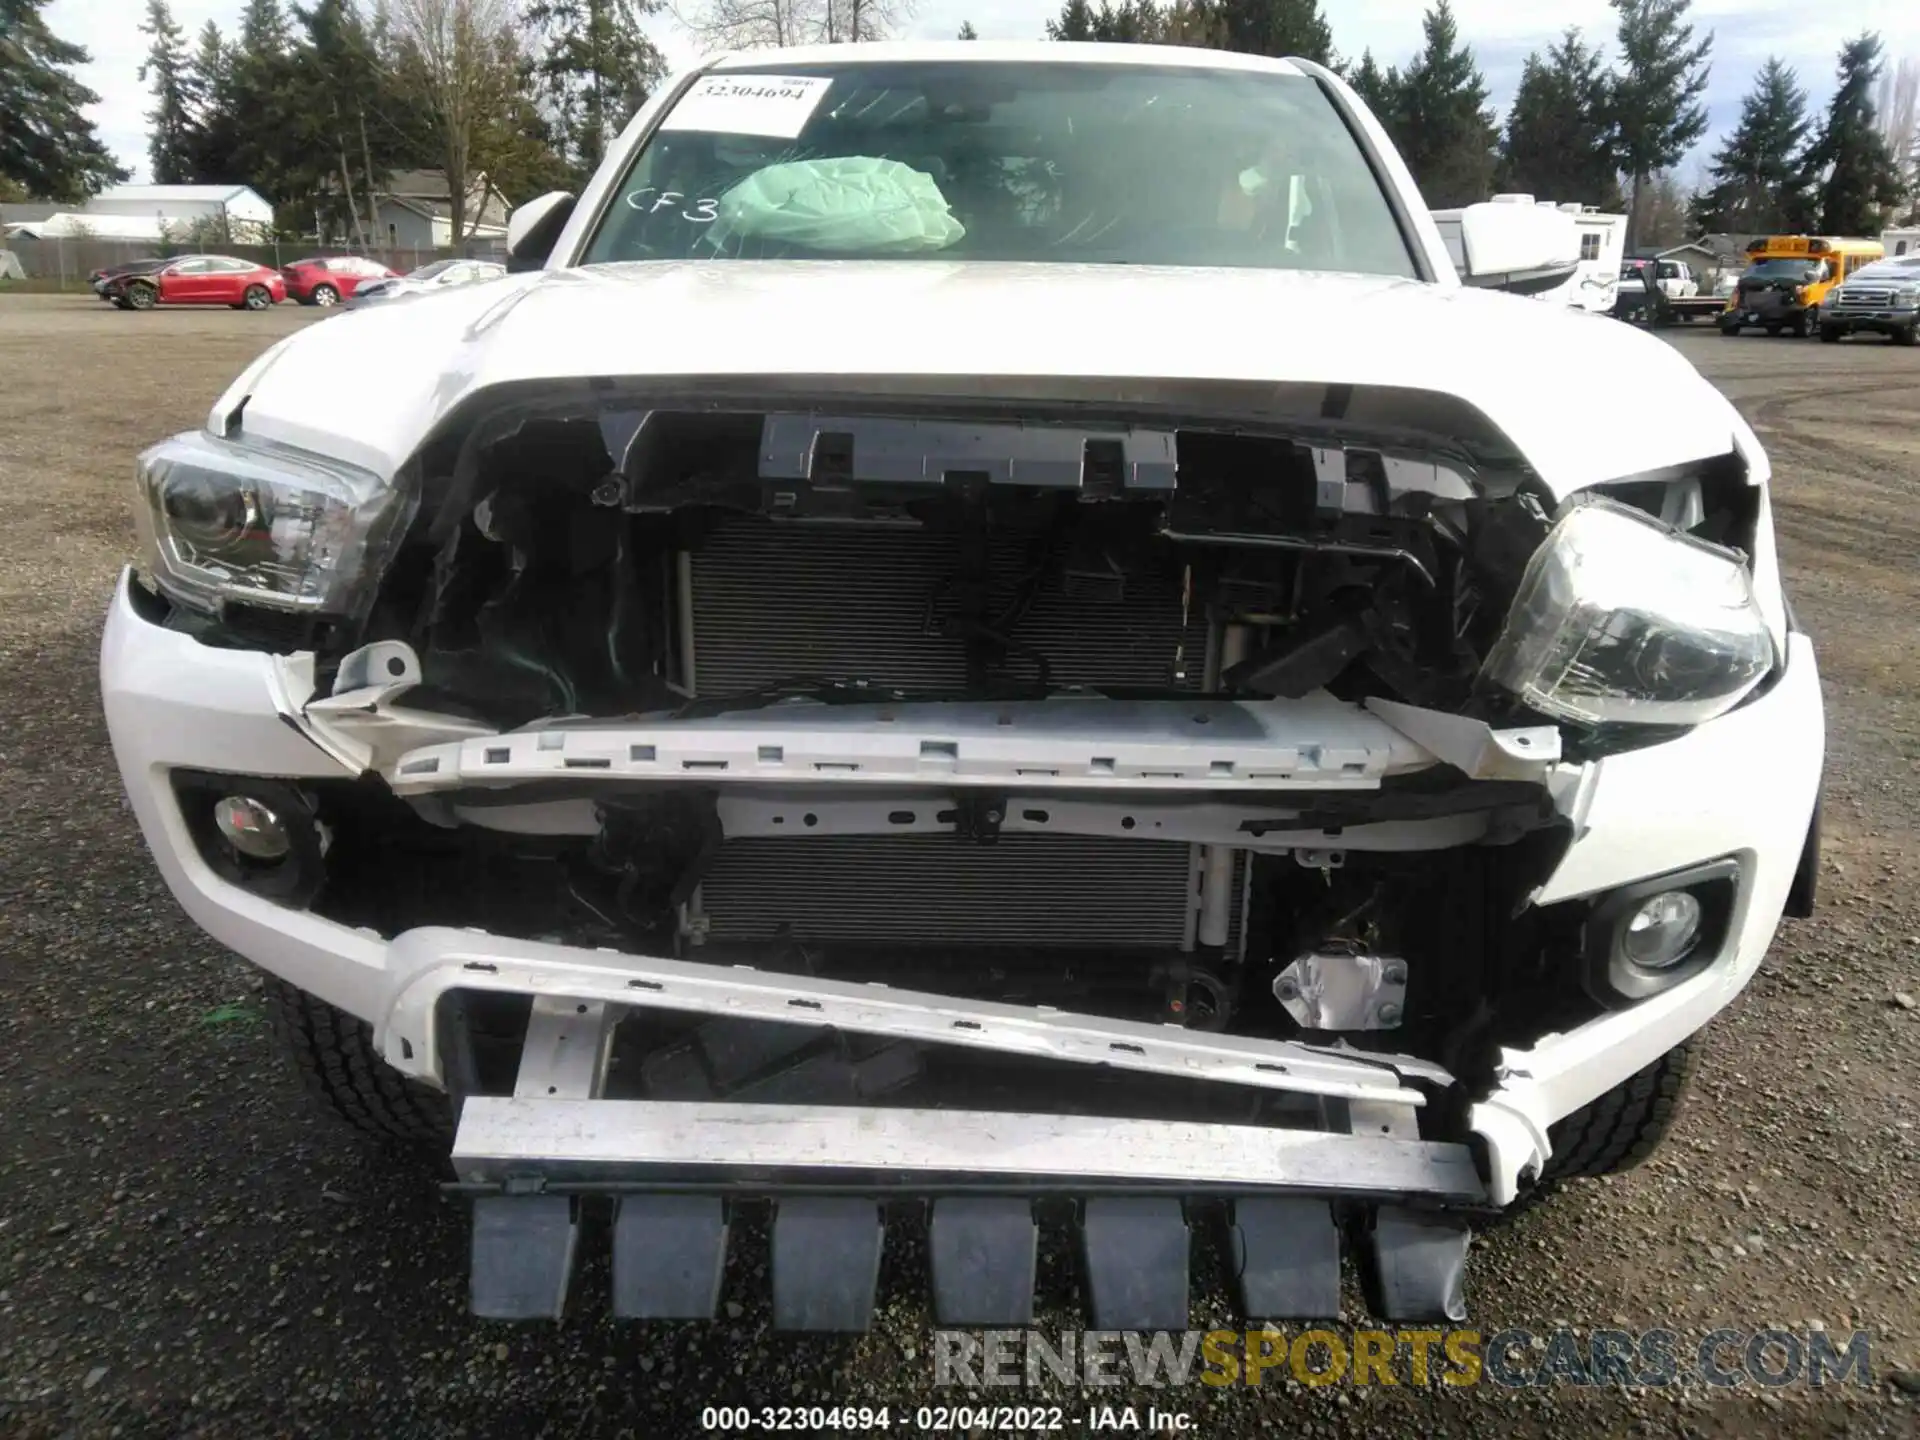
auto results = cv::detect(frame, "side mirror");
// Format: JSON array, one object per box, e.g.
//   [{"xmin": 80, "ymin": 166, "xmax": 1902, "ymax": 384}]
[
  {"xmin": 506, "ymin": 192, "xmax": 576, "ymax": 272},
  {"xmin": 1455, "ymin": 203, "xmax": 1580, "ymax": 296}
]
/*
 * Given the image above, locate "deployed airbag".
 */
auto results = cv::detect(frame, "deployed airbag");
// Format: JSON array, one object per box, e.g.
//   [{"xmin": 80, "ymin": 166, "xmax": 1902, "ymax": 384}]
[{"xmin": 711, "ymin": 157, "xmax": 966, "ymax": 254}]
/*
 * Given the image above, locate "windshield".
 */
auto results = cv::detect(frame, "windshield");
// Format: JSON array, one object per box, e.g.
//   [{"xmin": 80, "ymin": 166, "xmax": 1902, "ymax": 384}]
[
  {"xmin": 581, "ymin": 60, "xmax": 1416, "ymax": 276},
  {"xmin": 1743, "ymin": 259, "xmax": 1824, "ymax": 282},
  {"xmin": 405, "ymin": 259, "xmax": 458, "ymax": 281}
]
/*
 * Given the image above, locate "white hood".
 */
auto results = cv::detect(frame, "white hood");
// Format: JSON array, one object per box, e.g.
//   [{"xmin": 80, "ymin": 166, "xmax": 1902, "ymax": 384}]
[{"xmin": 225, "ymin": 261, "xmax": 1747, "ymax": 499}]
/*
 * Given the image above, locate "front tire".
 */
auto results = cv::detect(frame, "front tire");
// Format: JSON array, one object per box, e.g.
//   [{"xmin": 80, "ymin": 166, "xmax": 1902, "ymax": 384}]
[
  {"xmin": 125, "ymin": 283, "xmax": 156, "ymax": 311},
  {"xmin": 1820, "ymin": 325, "xmax": 1844, "ymax": 344},
  {"xmin": 1896, "ymin": 324, "xmax": 1919, "ymax": 348},
  {"xmin": 312, "ymin": 284, "xmax": 340, "ymax": 308},
  {"xmin": 264, "ymin": 979, "xmax": 451, "ymax": 1145},
  {"xmin": 1539, "ymin": 1037, "xmax": 1698, "ymax": 1183}
]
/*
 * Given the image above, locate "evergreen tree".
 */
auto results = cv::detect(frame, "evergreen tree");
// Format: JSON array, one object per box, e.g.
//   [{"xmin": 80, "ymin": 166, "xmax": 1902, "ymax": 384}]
[
  {"xmin": 1391, "ymin": 1, "xmax": 1496, "ymax": 208},
  {"xmin": 0, "ymin": 0, "xmax": 130, "ymax": 198},
  {"xmin": 957, "ymin": 20, "xmax": 977, "ymax": 38},
  {"xmin": 287, "ymin": 0, "xmax": 409, "ymax": 243},
  {"xmin": 526, "ymin": 0, "xmax": 666, "ymax": 181},
  {"xmin": 1347, "ymin": 49, "xmax": 1402, "ymax": 125},
  {"xmin": 221, "ymin": 0, "xmax": 302, "ymax": 217},
  {"xmin": 1047, "ymin": 0, "xmax": 1095, "ymax": 40},
  {"xmin": 472, "ymin": 45, "xmax": 576, "ymax": 206},
  {"xmin": 1805, "ymin": 33, "xmax": 1907, "ymax": 236},
  {"xmin": 1498, "ymin": 29, "xmax": 1621, "ymax": 210},
  {"xmin": 1690, "ymin": 58, "xmax": 1813, "ymax": 234},
  {"xmin": 1609, "ymin": 0, "xmax": 1713, "ymax": 248},
  {"xmin": 1044, "ymin": 0, "xmax": 1163, "ymax": 43},
  {"xmin": 184, "ymin": 21, "xmax": 242, "ymax": 181},
  {"xmin": 1209, "ymin": 0, "xmax": 1331, "ymax": 64},
  {"xmin": 139, "ymin": 0, "xmax": 199, "ymax": 184}
]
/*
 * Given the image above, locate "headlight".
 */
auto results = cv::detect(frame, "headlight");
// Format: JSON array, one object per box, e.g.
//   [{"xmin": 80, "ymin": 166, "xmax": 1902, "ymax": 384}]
[
  {"xmin": 1480, "ymin": 495, "xmax": 1776, "ymax": 727},
  {"xmin": 1898, "ymin": 286, "xmax": 1920, "ymax": 307},
  {"xmin": 133, "ymin": 430, "xmax": 413, "ymax": 617}
]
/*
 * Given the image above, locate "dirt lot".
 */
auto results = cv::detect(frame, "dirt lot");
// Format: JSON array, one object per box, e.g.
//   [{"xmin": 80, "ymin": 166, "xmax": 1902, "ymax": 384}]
[{"xmin": 1, "ymin": 293, "xmax": 1916, "ymax": 1438}]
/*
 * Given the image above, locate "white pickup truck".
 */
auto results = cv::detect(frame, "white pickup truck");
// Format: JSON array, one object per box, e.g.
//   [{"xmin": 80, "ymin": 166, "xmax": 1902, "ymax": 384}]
[
  {"xmin": 1624, "ymin": 256, "xmax": 1701, "ymax": 299},
  {"xmin": 101, "ymin": 39, "xmax": 1824, "ymax": 1332}
]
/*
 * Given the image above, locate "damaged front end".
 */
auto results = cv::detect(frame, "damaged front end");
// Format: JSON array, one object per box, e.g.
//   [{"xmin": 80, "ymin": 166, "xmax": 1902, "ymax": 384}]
[{"xmin": 131, "ymin": 379, "xmax": 1780, "ymax": 1326}]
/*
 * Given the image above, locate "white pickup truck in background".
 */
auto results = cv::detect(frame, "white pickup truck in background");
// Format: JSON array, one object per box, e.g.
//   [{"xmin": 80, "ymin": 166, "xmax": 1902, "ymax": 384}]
[{"xmin": 1629, "ymin": 257, "xmax": 1701, "ymax": 299}]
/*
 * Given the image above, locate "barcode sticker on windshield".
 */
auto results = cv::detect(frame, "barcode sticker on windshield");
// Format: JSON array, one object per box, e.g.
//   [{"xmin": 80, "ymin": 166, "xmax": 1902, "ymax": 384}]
[{"xmin": 659, "ymin": 75, "xmax": 834, "ymax": 139}]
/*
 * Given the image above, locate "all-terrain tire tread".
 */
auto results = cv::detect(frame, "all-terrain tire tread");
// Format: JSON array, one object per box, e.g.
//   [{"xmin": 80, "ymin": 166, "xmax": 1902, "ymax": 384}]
[
  {"xmin": 1541, "ymin": 1037, "xmax": 1698, "ymax": 1182},
  {"xmin": 263, "ymin": 978, "xmax": 452, "ymax": 1144}
]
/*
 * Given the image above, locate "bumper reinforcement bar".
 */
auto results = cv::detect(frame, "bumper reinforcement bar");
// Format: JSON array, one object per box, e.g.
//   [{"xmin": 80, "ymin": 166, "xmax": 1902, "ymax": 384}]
[{"xmin": 452, "ymin": 998, "xmax": 1481, "ymax": 1329}]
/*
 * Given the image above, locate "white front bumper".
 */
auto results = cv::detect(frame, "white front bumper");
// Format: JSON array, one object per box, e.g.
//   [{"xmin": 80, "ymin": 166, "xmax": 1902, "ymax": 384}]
[{"xmin": 99, "ymin": 569, "xmax": 1825, "ymax": 1205}]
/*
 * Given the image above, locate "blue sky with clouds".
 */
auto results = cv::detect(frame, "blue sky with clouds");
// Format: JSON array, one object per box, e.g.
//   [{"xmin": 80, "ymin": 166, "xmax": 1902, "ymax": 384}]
[{"xmin": 47, "ymin": 0, "xmax": 1920, "ymax": 186}]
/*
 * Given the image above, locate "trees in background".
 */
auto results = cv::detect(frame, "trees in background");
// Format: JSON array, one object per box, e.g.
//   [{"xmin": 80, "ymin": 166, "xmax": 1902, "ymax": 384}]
[
  {"xmin": 390, "ymin": 0, "xmax": 525, "ymax": 240},
  {"xmin": 1804, "ymin": 34, "xmax": 1907, "ymax": 235},
  {"xmin": 676, "ymin": 0, "xmax": 916, "ymax": 50},
  {"xmin": 1383, "ymin": 1, "xmax": 1497, "ymax": 208},
  {"xmin": 525, "ymin": 0, "xmax": 666, "ymax": 178},
  {"xmin": 1209, "ymin": 0, "xmax": 1330, "ymax": 65},
  {"xmin": 0, "ymin": 0, "xmax": 128, "ymax": 199},
  {"xmin": 1346, "ymin": 51, "xmax": 1399, "ymax": 121},
  {"xmin": 139, "ymin": 1, "xmax": 199, "ymax": 184},
  {"xmin": 1690, "ymin": 59, "xmax": 1813, "ymax": 234},
  {"xmin": 1636, "ymin": 170, "xmax": 1690, "ymax": 247},
  {"xmin": 1499, "ymin": 29, "xmax": 1622, "ymax": 210},
  {"xmin": 120, "ymin": 0, "xmax": 584, "ymax": 239},
  {"xmin": 82, "ymin": 0, "xmax": 1920, "ymax": 245},
  {"xmin": 1609, "ymin": 0, "xmax": 1713, "ymax": 248}
]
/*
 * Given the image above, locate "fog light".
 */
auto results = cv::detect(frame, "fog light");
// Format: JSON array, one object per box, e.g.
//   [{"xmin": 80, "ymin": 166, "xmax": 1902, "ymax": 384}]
[
  {"xmin": 213, "ymin": 794, "xmax": 291, "ymax": 860},
  {"xmin": 1621, "ymin": 891, "xmax": 1702, "ymax": 970}
]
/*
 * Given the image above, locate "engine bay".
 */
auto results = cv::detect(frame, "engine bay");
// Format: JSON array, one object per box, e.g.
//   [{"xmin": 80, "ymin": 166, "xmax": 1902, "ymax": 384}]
[{"xmin": 183, "ymin": 394, "xmax": 1761, "ymax": 1076}]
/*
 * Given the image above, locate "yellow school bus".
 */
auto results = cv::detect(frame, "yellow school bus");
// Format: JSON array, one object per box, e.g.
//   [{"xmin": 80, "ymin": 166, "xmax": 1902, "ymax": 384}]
[{"xmin": 1721, "ymin": 235, "xmax": 1886, "ymax": 337}]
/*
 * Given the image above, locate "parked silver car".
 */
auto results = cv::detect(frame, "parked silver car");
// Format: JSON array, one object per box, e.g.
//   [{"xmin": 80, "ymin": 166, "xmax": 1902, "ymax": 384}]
[{"xmin": 345, "ymin": 258, "xmax": 506, "ymax": 308}]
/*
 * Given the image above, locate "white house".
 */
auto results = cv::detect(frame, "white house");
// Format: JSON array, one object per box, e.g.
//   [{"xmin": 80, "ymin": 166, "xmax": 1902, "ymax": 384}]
[
  {"xmin": 366, "ymin": 169, "xmax": 511, "ymax": 249},
  {"xmin": 1884, "ymin": 226, "xmax": 1920, "ymax": 258},
  {"xmin": 82, "ymin": 185, "xmax": 275, "ymax": 242}
]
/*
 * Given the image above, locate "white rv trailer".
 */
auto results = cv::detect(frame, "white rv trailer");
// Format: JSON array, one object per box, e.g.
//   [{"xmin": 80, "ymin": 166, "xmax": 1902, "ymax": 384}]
[{"xmin": 1430, "ymin": 195, "xmax": 1626, "ymax": 313}]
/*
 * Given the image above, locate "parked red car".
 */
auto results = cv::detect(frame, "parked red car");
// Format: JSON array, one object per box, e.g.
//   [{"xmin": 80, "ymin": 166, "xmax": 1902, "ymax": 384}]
[
  {"xmin": 280, "ymin": 255, "xmax": 398, "ymax": 307},
  {"xmin": 110, "ymin": 256, "xmax": 286, "ymax": 311}
]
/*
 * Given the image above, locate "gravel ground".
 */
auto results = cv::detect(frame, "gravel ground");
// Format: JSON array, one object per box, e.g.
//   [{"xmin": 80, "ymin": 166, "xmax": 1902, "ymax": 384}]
[{"xmin": 1, "ymin": 294, "xmax": 1916, "ymax": 1438}]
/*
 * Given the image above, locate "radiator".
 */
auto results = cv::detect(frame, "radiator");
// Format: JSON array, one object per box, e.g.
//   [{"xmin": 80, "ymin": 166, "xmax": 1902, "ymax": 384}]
[
  {"xmin": 687, "ymin": 515, "xmax": 1234, "ymax": 955},
  {"xmin": 688, "ymin": 515, "xmax": 1205, "ymax": 699},
  {"xmin": 698, "ymin": 834, "xmax": 1197, "ymax": 948}
]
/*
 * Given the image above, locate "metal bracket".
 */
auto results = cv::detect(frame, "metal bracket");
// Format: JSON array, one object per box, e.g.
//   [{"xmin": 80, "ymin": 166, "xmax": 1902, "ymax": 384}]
[
  {"xmin": 467, "ymin": 996, "xmax": 620, "ymax": 1321},
  {"xmin": 515, "ymin": 997, "xmax": 620, "ymax": 1100},
  {"xmin": 956, "ymin": 792, "xmax": 1006, "ymax": 845},
  {"xmin": 1274, "ymin": 952, "xmax": 1409, "ymax": 1031},
  {"xmin": 1365, "ymin": 697, "xmax": 1561, "ymax": 782},
  {"xmin": 331, "ymin": 639, "xmax": 422, "ymax": 695}
]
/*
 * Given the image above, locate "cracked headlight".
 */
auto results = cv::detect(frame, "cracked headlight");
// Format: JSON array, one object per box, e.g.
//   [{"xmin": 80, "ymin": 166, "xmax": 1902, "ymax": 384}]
[
  {"xmin": 134, "ymin": 431, "xmax": 414, "ymax": 617},
  {"xmin": 1480, "ymin": 495, "xmax": 1777, "ymax": 727}
]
